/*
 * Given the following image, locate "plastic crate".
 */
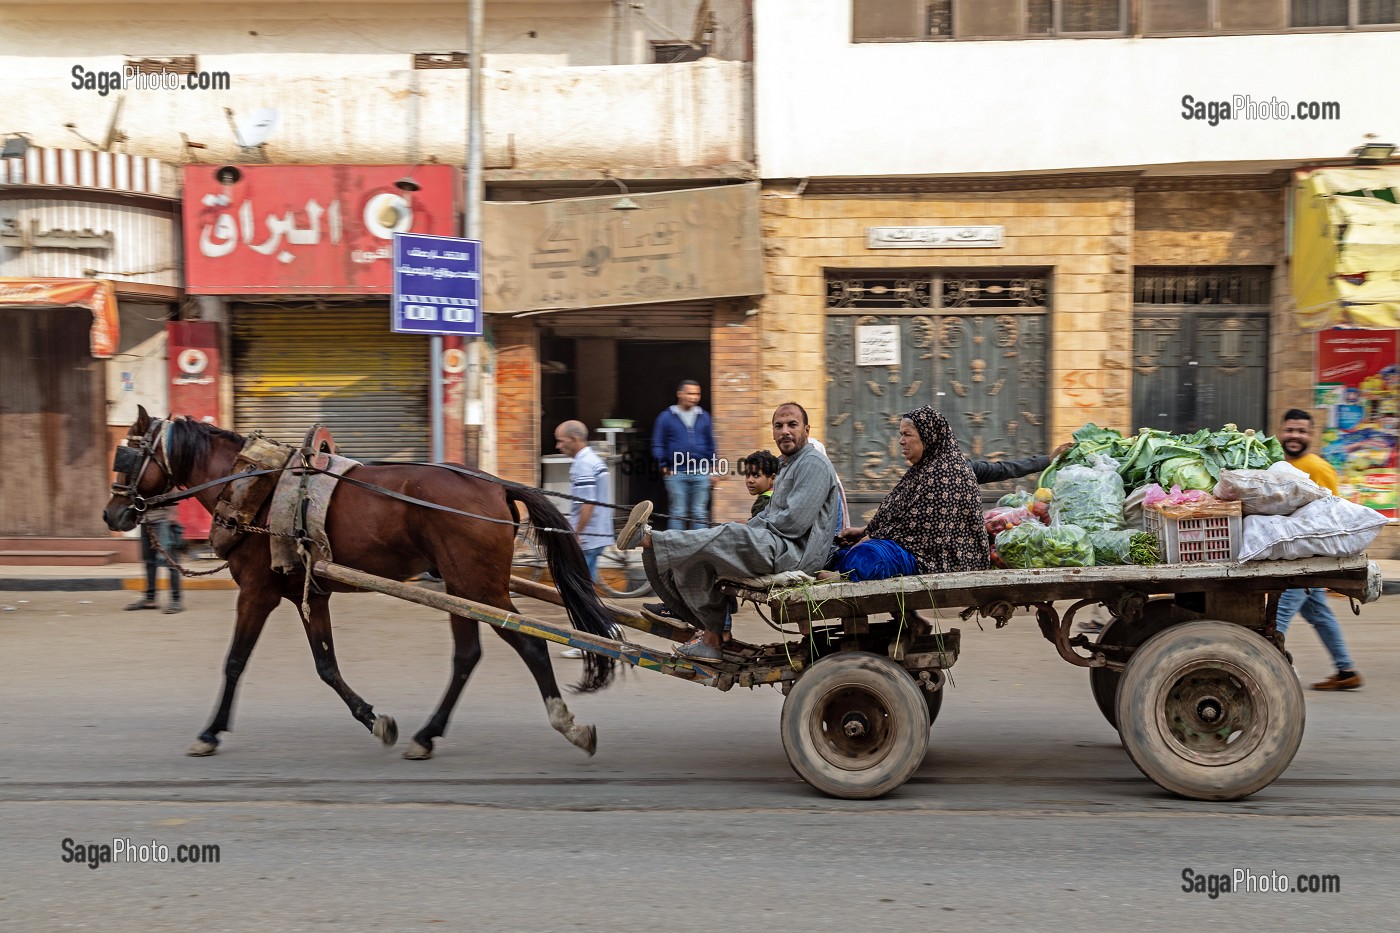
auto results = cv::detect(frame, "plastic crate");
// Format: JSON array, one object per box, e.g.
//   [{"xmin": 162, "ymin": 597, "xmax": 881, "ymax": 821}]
[{"xmin": 1144, "ymin": 508, "xmax": 1242, "ymax": 563}]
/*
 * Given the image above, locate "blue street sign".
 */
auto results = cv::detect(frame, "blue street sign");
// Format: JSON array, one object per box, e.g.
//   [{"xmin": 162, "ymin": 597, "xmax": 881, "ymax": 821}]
[{"xmin": 391, "ymin": 233, "xmax": 483, "ymax": 336}]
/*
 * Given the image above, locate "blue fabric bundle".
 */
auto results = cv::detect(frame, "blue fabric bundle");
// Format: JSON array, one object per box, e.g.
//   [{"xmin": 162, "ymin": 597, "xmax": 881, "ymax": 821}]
[{"xmin": 832, "ymin": 538, "xmax": 920, "ymax": 582}]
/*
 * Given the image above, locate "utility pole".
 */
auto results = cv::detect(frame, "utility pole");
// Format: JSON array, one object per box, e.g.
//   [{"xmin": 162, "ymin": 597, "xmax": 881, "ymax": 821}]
[{"xmin": 465, "ymin": 0, "xmax": 488, "ymax": 469}]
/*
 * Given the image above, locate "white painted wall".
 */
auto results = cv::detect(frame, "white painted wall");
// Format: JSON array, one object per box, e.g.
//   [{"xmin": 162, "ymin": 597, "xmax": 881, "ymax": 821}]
[
  {"xmin": 0, "ymin": 2, "xmax": 749, "ymax": 168},
  {"xmin": 0, "ymin": 0, "xmax": 749, "ymax": 69},
  {"xmin": 0, "ymin": 61, "xmax": 751, "ymax": 168},
  {"xmin": 754, "ymin": 0, "xmax": 1400, "ymax": 178}
]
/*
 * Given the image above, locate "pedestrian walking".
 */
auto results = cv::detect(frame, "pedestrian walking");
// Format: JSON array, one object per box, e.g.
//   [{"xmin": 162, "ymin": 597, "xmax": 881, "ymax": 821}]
[
  {"xmin": 1278, "ymin": 408, "xmax": 1363, "ymax": 690},
  {"xmin": 126, "ymin": 507, "xmax": 183, "ymax": 614}
]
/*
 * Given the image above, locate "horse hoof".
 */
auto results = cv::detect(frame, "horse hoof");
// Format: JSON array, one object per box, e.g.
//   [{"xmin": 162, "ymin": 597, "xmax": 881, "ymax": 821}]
[
  {"xmin": 576, "ymin": 725, "xmax": 597, "ymax": 757},
  {"xmin": 372, "ymin": 715, "xmax": 398, "ymax": 747},
  {"xmin": 187, "ymin": 739, "xmax": 218, "ymax": 757},
  {"xmin": 402, "ymin": 741, "xmax": 433, "ymax": 760}
]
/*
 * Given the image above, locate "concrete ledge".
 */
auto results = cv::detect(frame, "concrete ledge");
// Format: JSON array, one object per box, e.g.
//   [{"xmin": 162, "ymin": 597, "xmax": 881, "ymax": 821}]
[{"xmin": 0, "ymin": 551, "xmax": 120, "ymax": 566}]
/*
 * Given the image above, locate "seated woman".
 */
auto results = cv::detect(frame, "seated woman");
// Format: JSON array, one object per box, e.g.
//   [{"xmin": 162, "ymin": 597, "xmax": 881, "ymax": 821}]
[{"xmin": 831, "ymin": 405, "xmax": 989, "ymax": 581}]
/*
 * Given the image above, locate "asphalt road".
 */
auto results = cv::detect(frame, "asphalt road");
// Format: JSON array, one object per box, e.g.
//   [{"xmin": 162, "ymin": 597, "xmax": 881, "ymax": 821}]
[{"xmin": 2, "ymin": 586, "xmax": 1397, "ymax": 931}]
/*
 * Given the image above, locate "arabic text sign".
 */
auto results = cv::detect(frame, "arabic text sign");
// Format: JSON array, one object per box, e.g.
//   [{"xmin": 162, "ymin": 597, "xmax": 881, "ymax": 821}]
[
  {"xmin": 392, "ymin": 234, "xmax": 482, "ymax": 336},
  {"xmin": 182, "ymin": 165, "xmax": 457, "ymax": 294},
  {"xmin": 856, "ymin": 325, "xmax": 900, "ymax": 366},
  {"xmin": 866, "ymin": 226, "xmax": 1005, "ymax": 249},
  {"xmin": 480, "ymin": 183, "xmax": 762, "ymax": 314}
]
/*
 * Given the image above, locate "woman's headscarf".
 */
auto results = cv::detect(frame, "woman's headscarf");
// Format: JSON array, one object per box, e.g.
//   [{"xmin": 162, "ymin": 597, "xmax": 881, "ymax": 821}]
[{"xmin": 864, "ymin": 406, "xmax": 988, "ymax": 574}]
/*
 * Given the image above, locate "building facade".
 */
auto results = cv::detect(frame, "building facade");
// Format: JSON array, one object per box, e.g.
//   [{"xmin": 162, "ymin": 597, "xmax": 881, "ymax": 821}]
[
  {"xmin": 753, "ymin": 0, "xmax": 1399, "ymax": 520},
  {"xmin": 0, "ymin": 148, "xmax": 179, "ymax": 553},
  {"xmin": 1, "ymin": 0, "xmax": 761, "ymax": 548}
]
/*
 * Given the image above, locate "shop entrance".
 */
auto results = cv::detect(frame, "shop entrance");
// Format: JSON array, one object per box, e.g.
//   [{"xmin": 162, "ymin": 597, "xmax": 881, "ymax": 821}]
[
  {"xmin": 0, "ymin": 307, "xmax": 107, "ymax": 536},
  {"xmin": 540, "ymin": 333, "xmax": 710, "ymax": 525},
  {"xmin": 1131, "ymin": 267, "xmax": 1271, "ymax": 433}
]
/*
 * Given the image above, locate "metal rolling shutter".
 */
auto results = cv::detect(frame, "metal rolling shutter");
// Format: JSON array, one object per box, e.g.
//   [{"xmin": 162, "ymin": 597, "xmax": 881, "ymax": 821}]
[{"xmin": 233, "ymin": 306, "xmax": 431, "ymax": 461}]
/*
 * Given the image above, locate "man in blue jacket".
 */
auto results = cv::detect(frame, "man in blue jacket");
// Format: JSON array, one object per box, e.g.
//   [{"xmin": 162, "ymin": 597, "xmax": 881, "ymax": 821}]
[{"xmin": 651, "ymin": 379, "xmax": 718, "ymax": 530}]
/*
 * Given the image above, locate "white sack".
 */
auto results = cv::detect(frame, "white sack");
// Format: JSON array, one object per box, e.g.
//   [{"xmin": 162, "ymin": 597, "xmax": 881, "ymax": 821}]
[
  {"xmin": 1237, "ymin": 496, "xmax": 1388, "ymax": 562},
  {"xmin": 1268, "ymin": 460, "xmax": 1311, "ymax": 480},
  {"xmin": 1214, "ymin": 468, "xmax": 1331, "ymax": 516}
]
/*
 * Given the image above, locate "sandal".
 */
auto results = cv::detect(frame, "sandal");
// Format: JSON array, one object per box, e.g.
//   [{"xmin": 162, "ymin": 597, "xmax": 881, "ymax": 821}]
[{"xmin": 616, "ymin": 501, "xmax": 654, "ymax": 551}]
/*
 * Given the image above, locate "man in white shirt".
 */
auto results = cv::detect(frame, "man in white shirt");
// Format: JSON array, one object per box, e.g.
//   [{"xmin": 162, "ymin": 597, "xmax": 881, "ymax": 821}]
[{"xmin": 554, "ymin": 421, "xmax": 614, "ymax": 582}]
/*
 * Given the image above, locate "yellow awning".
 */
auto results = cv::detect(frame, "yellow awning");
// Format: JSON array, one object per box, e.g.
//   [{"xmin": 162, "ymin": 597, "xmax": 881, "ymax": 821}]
[{"xmin": 1293, "ymin": 166, "xmax": 1400, "ymax": 330}]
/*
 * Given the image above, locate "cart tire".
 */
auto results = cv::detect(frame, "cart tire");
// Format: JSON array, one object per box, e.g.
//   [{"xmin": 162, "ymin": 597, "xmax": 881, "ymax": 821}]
[
  {"xmin": 1117, "ymin": 620, "xmax": 1304, "ymax": 801},
  {"xmin": 1090, "ymin": 600, "xmax": 1200, "ymax": 729},
  {"xmin": 781, "ymin": 652, "xmax": 930, "ymax": 799}
]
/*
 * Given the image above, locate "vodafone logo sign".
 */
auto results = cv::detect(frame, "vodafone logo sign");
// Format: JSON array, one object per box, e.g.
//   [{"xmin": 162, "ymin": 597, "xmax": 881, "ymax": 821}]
[
  {"xmin": 177, "ymin": 348, "xmax": 209, "ymax": 375},
  {"xmin": 442, "ymin": 348, "xmax": 467, "ymax": 374}
]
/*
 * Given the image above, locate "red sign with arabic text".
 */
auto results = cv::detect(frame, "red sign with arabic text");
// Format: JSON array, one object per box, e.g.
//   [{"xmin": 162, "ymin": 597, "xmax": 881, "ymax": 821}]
[
  {"xmin": 167, "ymin": 320, "xmax": 220, "ymax": 538},
  {"xmin": 182, "ymin": 165, "xmax": 458, "ymax": 294},
  {"xmin": 1316, "ymin": 329, "xmax": 1398, "ymax": 384}
]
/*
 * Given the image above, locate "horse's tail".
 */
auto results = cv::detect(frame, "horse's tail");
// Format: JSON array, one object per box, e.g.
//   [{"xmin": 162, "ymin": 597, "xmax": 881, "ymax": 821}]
[{"xmin": 506, "ymin": 485, "xmax": 618, "ymax": 692}]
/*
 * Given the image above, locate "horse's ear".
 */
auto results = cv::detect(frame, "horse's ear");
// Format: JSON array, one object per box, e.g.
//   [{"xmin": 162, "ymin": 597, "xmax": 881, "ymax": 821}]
[{"xmin": 135, "ymin": 405, "xmax": 151, "ymax": 433}]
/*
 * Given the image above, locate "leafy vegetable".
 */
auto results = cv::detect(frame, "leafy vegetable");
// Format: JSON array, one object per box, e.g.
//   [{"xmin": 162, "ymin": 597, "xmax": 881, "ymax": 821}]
[
  {"xmin": 1042, "ymin": 423, "xmax": 1286, "ymax": 495},
  {"xmin": 1158, "ymin": 456, "xmax": 1215, "ymax": 492},
  {"xmin": 1128, "ymin": 532, "xmax": 1161, "ymax": 565},
  {"xmin": 1052, "ymin": 459, "xmax": 1125, "ymax": 533},
  {"xmin": 1088, "ymin": 529, "xmax": 1134, "ymax": 565},
  {"xmin": 995, "ymin": 522, "xmax": 1095, "ymax": 569}
]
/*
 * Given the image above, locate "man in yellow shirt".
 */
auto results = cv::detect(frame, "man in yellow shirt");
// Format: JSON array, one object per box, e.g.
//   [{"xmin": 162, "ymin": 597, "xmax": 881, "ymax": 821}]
[{"xmin": 1278, "ymin": 409, "xmax": 1362, "ymax": 690}]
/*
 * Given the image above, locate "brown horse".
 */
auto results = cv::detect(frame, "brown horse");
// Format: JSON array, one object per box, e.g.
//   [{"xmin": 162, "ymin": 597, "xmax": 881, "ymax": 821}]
[{"xmin": 103, "ymin": 407, "xmax": 617, "ymax": 760}]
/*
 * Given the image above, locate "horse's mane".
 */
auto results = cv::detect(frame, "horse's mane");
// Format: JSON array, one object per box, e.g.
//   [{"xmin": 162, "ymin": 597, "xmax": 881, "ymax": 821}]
[{"xmin": 167, "ymin": 418, "xmax": 245, "ymax": 486}]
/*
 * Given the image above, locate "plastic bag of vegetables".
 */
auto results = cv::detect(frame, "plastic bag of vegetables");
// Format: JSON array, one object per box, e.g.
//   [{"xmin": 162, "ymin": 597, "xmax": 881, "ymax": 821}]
[
  {"xmin": 996, "ymin": 487, "xmax": 1035, "ymax": 509},
  {"xmin": 995, "ymin": 521, "xmax": 1095, "ymax": 568},
  {"xmin": 1050, "ymin": 454, "xmax": 1125, "ymax": 533},
  {"xmin": 1089, "ymin": 529, "xmax": 1162, "ymax": 566},
  {"xmin": 984, "ymin": 506, "xmax": 1038, "ymax": 538}
]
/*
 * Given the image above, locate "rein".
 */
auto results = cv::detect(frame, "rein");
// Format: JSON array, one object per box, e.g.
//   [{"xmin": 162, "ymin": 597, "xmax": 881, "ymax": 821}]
[
  {"xmin": 134, "ymin": 461, "xmax": 708, "ymax": 531},
  {"xmin": 133, "ymin": 464, "xmax": 579, "ymax": 534},
  {"xmin": 117, "ymin": 418, "xmax": 709, "ymax": 536}
]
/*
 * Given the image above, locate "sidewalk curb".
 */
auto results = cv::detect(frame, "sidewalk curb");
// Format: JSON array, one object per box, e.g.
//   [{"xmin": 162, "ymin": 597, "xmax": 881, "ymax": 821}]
[{"xmin": 0, "ymin": 577, "xmax": 240, "ymax": 592}]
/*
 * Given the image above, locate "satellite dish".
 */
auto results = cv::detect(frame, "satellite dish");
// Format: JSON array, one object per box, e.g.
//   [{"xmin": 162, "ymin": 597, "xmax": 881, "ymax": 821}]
[{"xmin": 236, "ymin": 109, "xmax": 281, "ymax": 148}]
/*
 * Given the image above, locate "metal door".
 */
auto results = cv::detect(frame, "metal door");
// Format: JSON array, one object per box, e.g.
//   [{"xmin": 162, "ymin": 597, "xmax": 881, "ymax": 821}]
[
  {"xmin": 825, "ymin": 271, "xmax": 1050, "ymax": 518},
  {"xmin": 1132, "ymin": 268, "xmax": 1271, "ymax": 433}
]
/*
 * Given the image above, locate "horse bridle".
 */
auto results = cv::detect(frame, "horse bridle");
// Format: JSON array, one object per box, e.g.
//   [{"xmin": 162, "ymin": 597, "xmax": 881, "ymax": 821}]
[{"xmin": 111, "ymin": 418, "xmax": 176, "ymax": 512}]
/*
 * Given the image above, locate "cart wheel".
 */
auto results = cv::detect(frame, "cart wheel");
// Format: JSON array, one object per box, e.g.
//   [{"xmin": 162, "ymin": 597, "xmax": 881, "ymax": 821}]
[
  {"xmin": 1090, "ymin": 600, "xmax": 1200, "ymax": 729},
  {"xmin": 1117, "ymin": 620, "xmax": 1304, "ymax": 801},
  {"xmin": 781, "ymin": 652, "xmax": 930, "ymax": 799}
]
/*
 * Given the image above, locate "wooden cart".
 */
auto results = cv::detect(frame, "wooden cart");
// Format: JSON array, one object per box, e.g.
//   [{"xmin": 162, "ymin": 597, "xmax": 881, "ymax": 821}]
[{"xmin": 313, "ymin": 554, "xmax": 1381, "ymax": 802}]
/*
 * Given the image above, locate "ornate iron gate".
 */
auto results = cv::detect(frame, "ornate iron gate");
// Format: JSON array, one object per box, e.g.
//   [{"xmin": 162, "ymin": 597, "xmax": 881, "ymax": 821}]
[
  {"xmin": 825, "ymin": 271, "xmax": 1050, "ymax": 519},
  {"xmin": 1132, "ymin": 268, "xmax": 1271, "ymax": 433}
]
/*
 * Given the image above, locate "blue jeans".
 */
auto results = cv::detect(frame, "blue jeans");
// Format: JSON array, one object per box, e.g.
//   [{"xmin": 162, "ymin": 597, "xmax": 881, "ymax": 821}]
[
  {"xmin": 1277, "ymin": 587, "xmax": 1355, "ymax": 673},
  {"xmin": 581, "ymin": 546, "xmax": 604, "ymax": 583},
  {"xmin": 663, "ymin": 473, "xmax": 711, "ymax": 530}
]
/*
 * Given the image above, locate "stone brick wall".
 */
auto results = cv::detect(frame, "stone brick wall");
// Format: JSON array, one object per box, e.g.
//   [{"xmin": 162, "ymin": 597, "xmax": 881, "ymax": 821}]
[
  {"xmin": 1134, "ymin": 188, "xmax": 1282, "ymax": 266},
  {"xmin": 1134, "ymin": 184, "xmax": 1305, "ymax": 430},
  {"xmin": 491, "ymin": 318, "xmax": 540, "ymax": 485},
  {"xmin": 758, "ymin": 187, "xmax": 1135, "ymax": 444},
  {"xmin": 709, "ymin": 300, "xmax": 764, "ymax": 522}
]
